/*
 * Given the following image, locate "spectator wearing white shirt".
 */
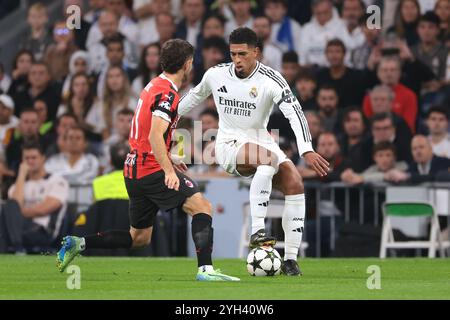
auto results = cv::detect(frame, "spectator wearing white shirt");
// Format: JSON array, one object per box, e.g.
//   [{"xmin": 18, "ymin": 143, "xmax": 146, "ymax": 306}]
[
  {"xmin": 133, "ymin": 0, "xmax": 172, "ymax": 47},
  {"xmin": 253, "ymin": 15, "xmax": 283, "ymax": 72},
  {"xmin": 84, "ymin": 0, "xmax": 106, "ymax": 24},
  {"xmin": 426, "ymin": 105, "xmax": 450, "ymax": 158},
  {"xmin": 87, "ymin": 10, "xmax": 139, "ymax": 74},
  {"xmin": 264, "ymin": 0, "xmax": 302, "ymax": 58},
  {"xmin": 175, "ymin": 0, "xmax": 205, "ymax": 48},
  {"xmin": 299, "ymin": 0, "xmax": 348, "ymax": 67},
  {"xmin": 45, "ymin": 126, "xmax": 99, "ymax": 185},
  {"xmin": 225, "ymin": 0, "xmax": 255, "ymax": 39},
  {"xmin": 341, "ymin": 0, "xmax": 366, "ymax": 66},
  {"xmin": 0, "ymin": 95, "xmax": 19, "ymax": 153},
  {"xmin": 132, "ymin": 43, "xmax": 162, "ymax": 97}
]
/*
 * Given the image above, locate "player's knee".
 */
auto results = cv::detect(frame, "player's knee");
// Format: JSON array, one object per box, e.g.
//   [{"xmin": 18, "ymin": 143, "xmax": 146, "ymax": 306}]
[
  {"xmin": 183, "ymin": 194, "xmax": 213, "ymax": 215},
  {"xmin": 284, "ymin": 172, "xmax": 304, "ymax": 195},
  {"xmin": 131, "ymin": 232, "xmax": 152, "ymax": 248},
  {"xmin": 195, "ymin": 198, "xmax": 212, "ymax": 215}
]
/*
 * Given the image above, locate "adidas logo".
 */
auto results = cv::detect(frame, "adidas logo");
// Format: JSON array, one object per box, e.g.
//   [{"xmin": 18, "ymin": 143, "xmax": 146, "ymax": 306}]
[
  {"xmin": 292, "ymin": 227, "xmax": 304, "ymax": 233},
  {"xmin": 217, "ymin": 86, "xmax": 228, "ymax": 93},
  {"xmin": 258, "ymin": 201, "xmax": 269, "ymax": 207}
]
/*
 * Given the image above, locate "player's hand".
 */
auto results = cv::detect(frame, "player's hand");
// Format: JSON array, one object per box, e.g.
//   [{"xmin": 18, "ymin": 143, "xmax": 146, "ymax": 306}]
[
  {"xmin": 173, "ymin": 161, "xmax": 188, "ymax": 173},
  {"xmin": 303, "ymin": 152, "xmax": 329, "ymax": 177},
  {"xmin": 171, "ymin": 154, "xmax": 188, "ymax": 173},
  {"xmin": 18, "ymin": 162, "xmax": 29, "ymax": 180},
  {"xmin": 164, "ymin": 170, "xmax": 180, "ymax": 191}
]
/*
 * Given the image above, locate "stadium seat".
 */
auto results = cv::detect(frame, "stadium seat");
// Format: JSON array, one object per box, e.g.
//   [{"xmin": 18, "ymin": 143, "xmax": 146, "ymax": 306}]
[
  {"xmin": 239, "ymin": 199, "xmax": 308, "ymax": 258},
  {"xmin": 379, "ymin": 201, "xmax": 446, "ymax": 258}
]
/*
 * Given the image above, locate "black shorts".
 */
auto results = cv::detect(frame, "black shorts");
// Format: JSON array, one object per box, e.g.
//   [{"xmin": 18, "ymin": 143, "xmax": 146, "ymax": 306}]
[{"xmin": 124, "ymin": 170, "xmax": 199, "ymax": 229}]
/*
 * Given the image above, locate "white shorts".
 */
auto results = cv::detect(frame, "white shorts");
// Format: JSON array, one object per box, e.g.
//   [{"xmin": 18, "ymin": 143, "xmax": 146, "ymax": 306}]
[{"xmin": 215, "ymin": 137, "xmax": 290, "ymax": 177}]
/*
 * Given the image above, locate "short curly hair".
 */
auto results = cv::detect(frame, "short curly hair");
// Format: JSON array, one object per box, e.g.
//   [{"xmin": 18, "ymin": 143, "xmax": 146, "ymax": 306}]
[{"xmin": 159, "ymin": 39, "xmax": 194, "ymax": 74}]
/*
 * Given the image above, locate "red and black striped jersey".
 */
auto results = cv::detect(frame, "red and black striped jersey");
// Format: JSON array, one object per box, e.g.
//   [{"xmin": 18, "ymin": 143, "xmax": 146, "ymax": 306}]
[{"xmin": 124, "ymin": 74, "xmax": 179, "ymax": 179}]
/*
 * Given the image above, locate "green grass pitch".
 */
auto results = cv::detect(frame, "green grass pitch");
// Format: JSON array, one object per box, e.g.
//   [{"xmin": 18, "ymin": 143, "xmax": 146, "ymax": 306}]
[{"xmin": 0, "ymin": 255, "xmax": 449, "ymax": 299}]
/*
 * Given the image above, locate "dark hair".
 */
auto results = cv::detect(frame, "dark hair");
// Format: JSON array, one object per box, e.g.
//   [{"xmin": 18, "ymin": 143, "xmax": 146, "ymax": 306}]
[
  {"xmin": 318, "ymin": 84, "xmax": 338, "ymax": 94},
  {"xmin": 110, "ymin": 141, "xmax": 129, "ymax": 170},
  {"xmin": 312, "ymin": 0, "xmax": 332, "ymax": 8},
  {"xmin": 117, "ymin": 108, "xmax": 135, "ymax": 117},
  {"xmin": 371, "ymin": 112, "xmax": 394, "ymax": 126},
  {"xmin": 326, "ymin": 38, "xmax": 347, "ymax": 54},
  {"xmin": 201, "ymin": 13, "xmax": 227, "ymax": 31},
  {"xmin": 104, "ymin": 33, "xmax": 124, "ymax": 50},
  {"xmin": 138, "ymin": 42, "xmax": 162, "ymax": 88},
  {"xmin": 264, "ymin": 0, "xmax": 288, "ymax": 8},
  {"xmin": 373, "ymin": 141, "xmax": 396, "ymax": 157},
  {"xmin": 229, "ymin": 27, "xmax": 258, "ymax": 47},
  {"xmin": 295, "ymin": 70, "xmax": 316, "ymax": 83},
  {"xmin": 13, "ymin": 49, "xmax": 34, "ymax": 71},
  {"xmin": 203, "ymin": 36, "xmax": 228, "ymax": 55},
  {"xmin": 20, "ymin": 107, "xmax": 38, "ymax": 117},
  {"xmin": 427, "ymin": 105, "xmax": 449, "ymax": 120},
  {"xmin": 22, "ymin": 139, "xmax": 44, "ymax": 155},
  {"xmin": 160, "ymin": 39, "xmax": 194, "ymax": 74},
  {"xmin": 419, "ymin": 11, "xmax": 441, "ymax": 27},
  {"xmin": 200, "ymin": 108, "xmax": 219, "ymax": 121},
  {"xmin": 282, "ymin": 51, "xmax": 299, "ymax": 64},
  {"xmin": 343, "ymin": 106, "xmax": 365, "ymax": 122},
  {"xmin": 56, "ymin": 112, "xmax": 78, "ymax": 127},
  {"xmin": 66, "ymin": 72, "xmax": 95, "ymax": 119}
]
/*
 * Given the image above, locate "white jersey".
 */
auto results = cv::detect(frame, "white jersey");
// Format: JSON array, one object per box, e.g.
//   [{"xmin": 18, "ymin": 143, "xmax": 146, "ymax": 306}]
[{"xmin": 178, "ymin": 61, "xmax": 314, "ymax": 156}]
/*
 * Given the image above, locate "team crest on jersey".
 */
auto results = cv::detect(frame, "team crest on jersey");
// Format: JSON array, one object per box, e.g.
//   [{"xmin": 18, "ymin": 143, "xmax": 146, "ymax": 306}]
[
  {"xmin": 249, "ymin": 87, "xmax": 258, "ymax": 98},
  {"xmin": 184, "ymin": 178, "xmax": 194, "ymax": 188}
]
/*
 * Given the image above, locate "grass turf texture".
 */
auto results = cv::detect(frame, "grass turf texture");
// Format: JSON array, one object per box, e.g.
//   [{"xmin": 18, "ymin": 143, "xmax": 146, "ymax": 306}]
[{"xmin": 0, "ymin": 255, "xmax": 449, "ymax": 299}]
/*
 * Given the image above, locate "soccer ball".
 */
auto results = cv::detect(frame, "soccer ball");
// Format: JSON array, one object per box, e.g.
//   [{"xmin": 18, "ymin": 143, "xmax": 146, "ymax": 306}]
[{"xmin": 246, "ymin": 246, "xmax": 282, "ymax": 276}]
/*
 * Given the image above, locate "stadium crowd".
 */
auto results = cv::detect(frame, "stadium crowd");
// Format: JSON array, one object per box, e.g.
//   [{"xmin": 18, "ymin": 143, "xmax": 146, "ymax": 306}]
[{"xmin": 0, "ymin": 0, "xmax": 450, "ymax": 254}]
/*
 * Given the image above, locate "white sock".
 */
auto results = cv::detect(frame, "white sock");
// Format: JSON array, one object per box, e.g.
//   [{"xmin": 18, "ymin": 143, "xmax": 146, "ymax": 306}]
[
  {"xmin": 282, "ymin": 194, "xmax": 305, "ymax": 261},
  {"xmin": 250, "ymin": 165, "xmax": 276, "ymax": 234},
  {"xmin": 199, "ymin": 265, "xmax": 214, "ymax": 273}
]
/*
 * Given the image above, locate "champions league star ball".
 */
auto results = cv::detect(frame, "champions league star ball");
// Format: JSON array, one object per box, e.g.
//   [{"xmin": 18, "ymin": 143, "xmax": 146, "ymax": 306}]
[{"xmin": 246, "ymin": 246, "xmax": 282, "ymax": 276}]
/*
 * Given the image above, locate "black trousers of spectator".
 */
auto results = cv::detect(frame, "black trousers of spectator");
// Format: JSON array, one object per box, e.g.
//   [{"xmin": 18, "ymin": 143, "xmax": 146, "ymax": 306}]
[{"xmin": 0, "ymin": 200, "xmax": 52, "ymax": 253}]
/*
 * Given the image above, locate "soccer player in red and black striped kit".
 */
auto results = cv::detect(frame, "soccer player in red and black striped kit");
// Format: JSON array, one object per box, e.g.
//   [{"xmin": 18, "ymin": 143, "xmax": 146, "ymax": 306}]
[{"xmin": 56, "ymin": 39, "xmax": 240, "ymax": 281}]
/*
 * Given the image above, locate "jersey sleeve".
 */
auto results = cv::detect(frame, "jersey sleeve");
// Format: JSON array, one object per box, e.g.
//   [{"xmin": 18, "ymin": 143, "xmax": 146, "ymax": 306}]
[
  {"xmin": 152, "ymin": 90, "xmax": 178, "ymax": 123},
  {"xmin": 178, "ymin": 69, "xmax": 212, "ymax": 116},
  {"xmin": 270, "ymin": 73, "xmax": 314, "ymax": 156}
]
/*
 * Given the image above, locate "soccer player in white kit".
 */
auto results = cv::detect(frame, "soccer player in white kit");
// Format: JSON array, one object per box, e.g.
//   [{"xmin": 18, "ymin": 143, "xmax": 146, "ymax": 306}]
[{"xmin": 179, "ymin": 28, "xmax": 329, "ymax": 275}]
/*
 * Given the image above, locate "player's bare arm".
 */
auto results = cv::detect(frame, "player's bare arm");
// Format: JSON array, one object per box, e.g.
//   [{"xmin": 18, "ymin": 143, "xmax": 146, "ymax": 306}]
[
  {"xmin": 149, "ymin": 115, "xmax": 179, "ymax": 191},
  {"xmin": 303, "ymin": 151, "xmax": 330, "ymax": 177}
]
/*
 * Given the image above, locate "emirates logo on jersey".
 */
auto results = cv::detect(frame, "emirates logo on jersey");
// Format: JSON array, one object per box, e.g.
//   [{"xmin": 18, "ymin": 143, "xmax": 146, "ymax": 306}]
[
  {"xmin": 184, "ymin": 178, "xmax": 194, "ymax": 188},
  {"xmin": 249, "ymin": 86, "xmax": 258, "ymax": 98}
]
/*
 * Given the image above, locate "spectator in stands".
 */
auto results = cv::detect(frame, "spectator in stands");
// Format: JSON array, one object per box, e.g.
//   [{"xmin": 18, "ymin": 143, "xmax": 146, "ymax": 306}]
[
  {"xmin": 133, "ymin": 0, "xmax": 171, "ymax": 47},
  {"xmin": 341, "ymin": 141, "xmax": 408, "ymax": 184},
  {"xmin": 391, "ymin": 0, "xmax": 421, "ymax": 46},
  {"xmin": 412, "ymin": 12, "xmax": 449, "ymax": 85},
  {"xmin": 225, "ymin": 0, "xmax": 254, "ymax": 38},
  {"xmin": 341, "ymin": 0, "xmax": 366, "ymax": 59},
  {"xmin": 62, "ymin": 50, "xmax": 92, "ymax": 99},
  {"xmin": 294, "ymin": 72, "xmax": 317, "ymax": 111},
  {"xmin": 363, "ymin": 57, "xmax": 418, "ymax": 133},
  {"xmin": 43, "ymin": 20, "xmax": 79, "ymax": 82},
  {"xmin": 58, "ymin": 73, "xmax": 103, "ymax": 141},
  {"xmin": 201, "ymin": 14, "xmax": 226, "ymax": 40},
  {"xmin": 281, "ymin": 51, "xmax": 301, "ymax": 93},
  {"xmin": 316, "ymin": 85, "xmax": 343, "ymax": 134},
  {"xmin": 11, "ymin": 62, "xmax": 61, "ymax": 122},
  {"xmin": 4, "ymin": 109, "xmax": 51, "ymax": 173},
  {"xmin": 264, "ymin": 0, "xmax": 302, "ymax": 57},
  {"xmin": 194, "ymin": 36, "xmax": 228, "ymax": 85},
  {"xmin": 33, "ymin": 100, "xmax": 53, "ymax": 139},
  {"xmin": 84, "ymin": 0, "xmax": 106, "ymax": 24},
  {"xmin": 19, "ymin": 3, "xmax": 52, "ymax": 61},
  {"xmin": 100, "ymin": 108, "xmax": 133, "ymax": 173},
  {"xmin": 97, "ymin": 34, "xmax": 138, "ymax": 97},
  {"xmin": 45, "ymin": 113, "xmax": 77, "ymax": 157},
  {"xmin": 0, "ymin": 63, "xmax": 11, "ymax": 94},
  {"xmin": 156, "ymin": 12, "xmax": 177, "ymax": 47},
  {"xmin": 351, "ymin": 12, "xmax": 382, "ymax": 70},
  {"xmin": 299, "ymin": 0, "xmax": 348, "ymax": 67},
  {"xmin": 305, "ymin": 111, "xmax": 324, "ymax": 149},
  {"xmin": 7, "ymin": 49, "xmax": 34, "ymax": 107},
  {"xmin": 426, "ymin": 105, "xmax": 450, "ymax": 158},
  {"xmin": 100, "ymin": 66, "xmax": 137, "ymax": 139},
  {"xmin": 132, "ymin": 43, "xmax": 161, "ymax": 96},
  {"xmin": 360, "ymin": 112, "xmax": 413, "ymax": 170},
  {"xmin": 4, "ymin": 141, "xmax": 69, "ymax": 252},
  {"xmin": 339, "ymin": 107, "xmax": 367, "ymax": 172},
  {"xmin": 45, "ymin": 126, "xmax": 99, "ymax": 185},
  {"xmin": 434, "ymin": 0, "xmax": 450, "ymax": 44},
  {"xmin": 93, "ymin": 141, "xmax": 129, "ymax": 201},
  {"xmin": 316, "ymin": 39, "xmax": 365, "ymax": 108},
  {"xmin": 369, "ymin": 84, "xmax": 413, "ymax": 143},
  {"xmin": 63, "ymin": 0, "xmax": 91, "ymax": 50},
  {"xmin": 0, "ymin": 95, "xmax": 18, "ymax": 154},
  {"xmin": 253, "ymin": 15, "xmax": 283, "ymax": 71},
  {"xmin": 299, "ymin": 131, "xmax": 345, "ymax": 181},
  {"xmin": 87, "ymin": 10, "xmax": 139, "ymax": 74},
  {"xmin": 176, "ymin": 0, "xmax": 205, "ymax": 48}
]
